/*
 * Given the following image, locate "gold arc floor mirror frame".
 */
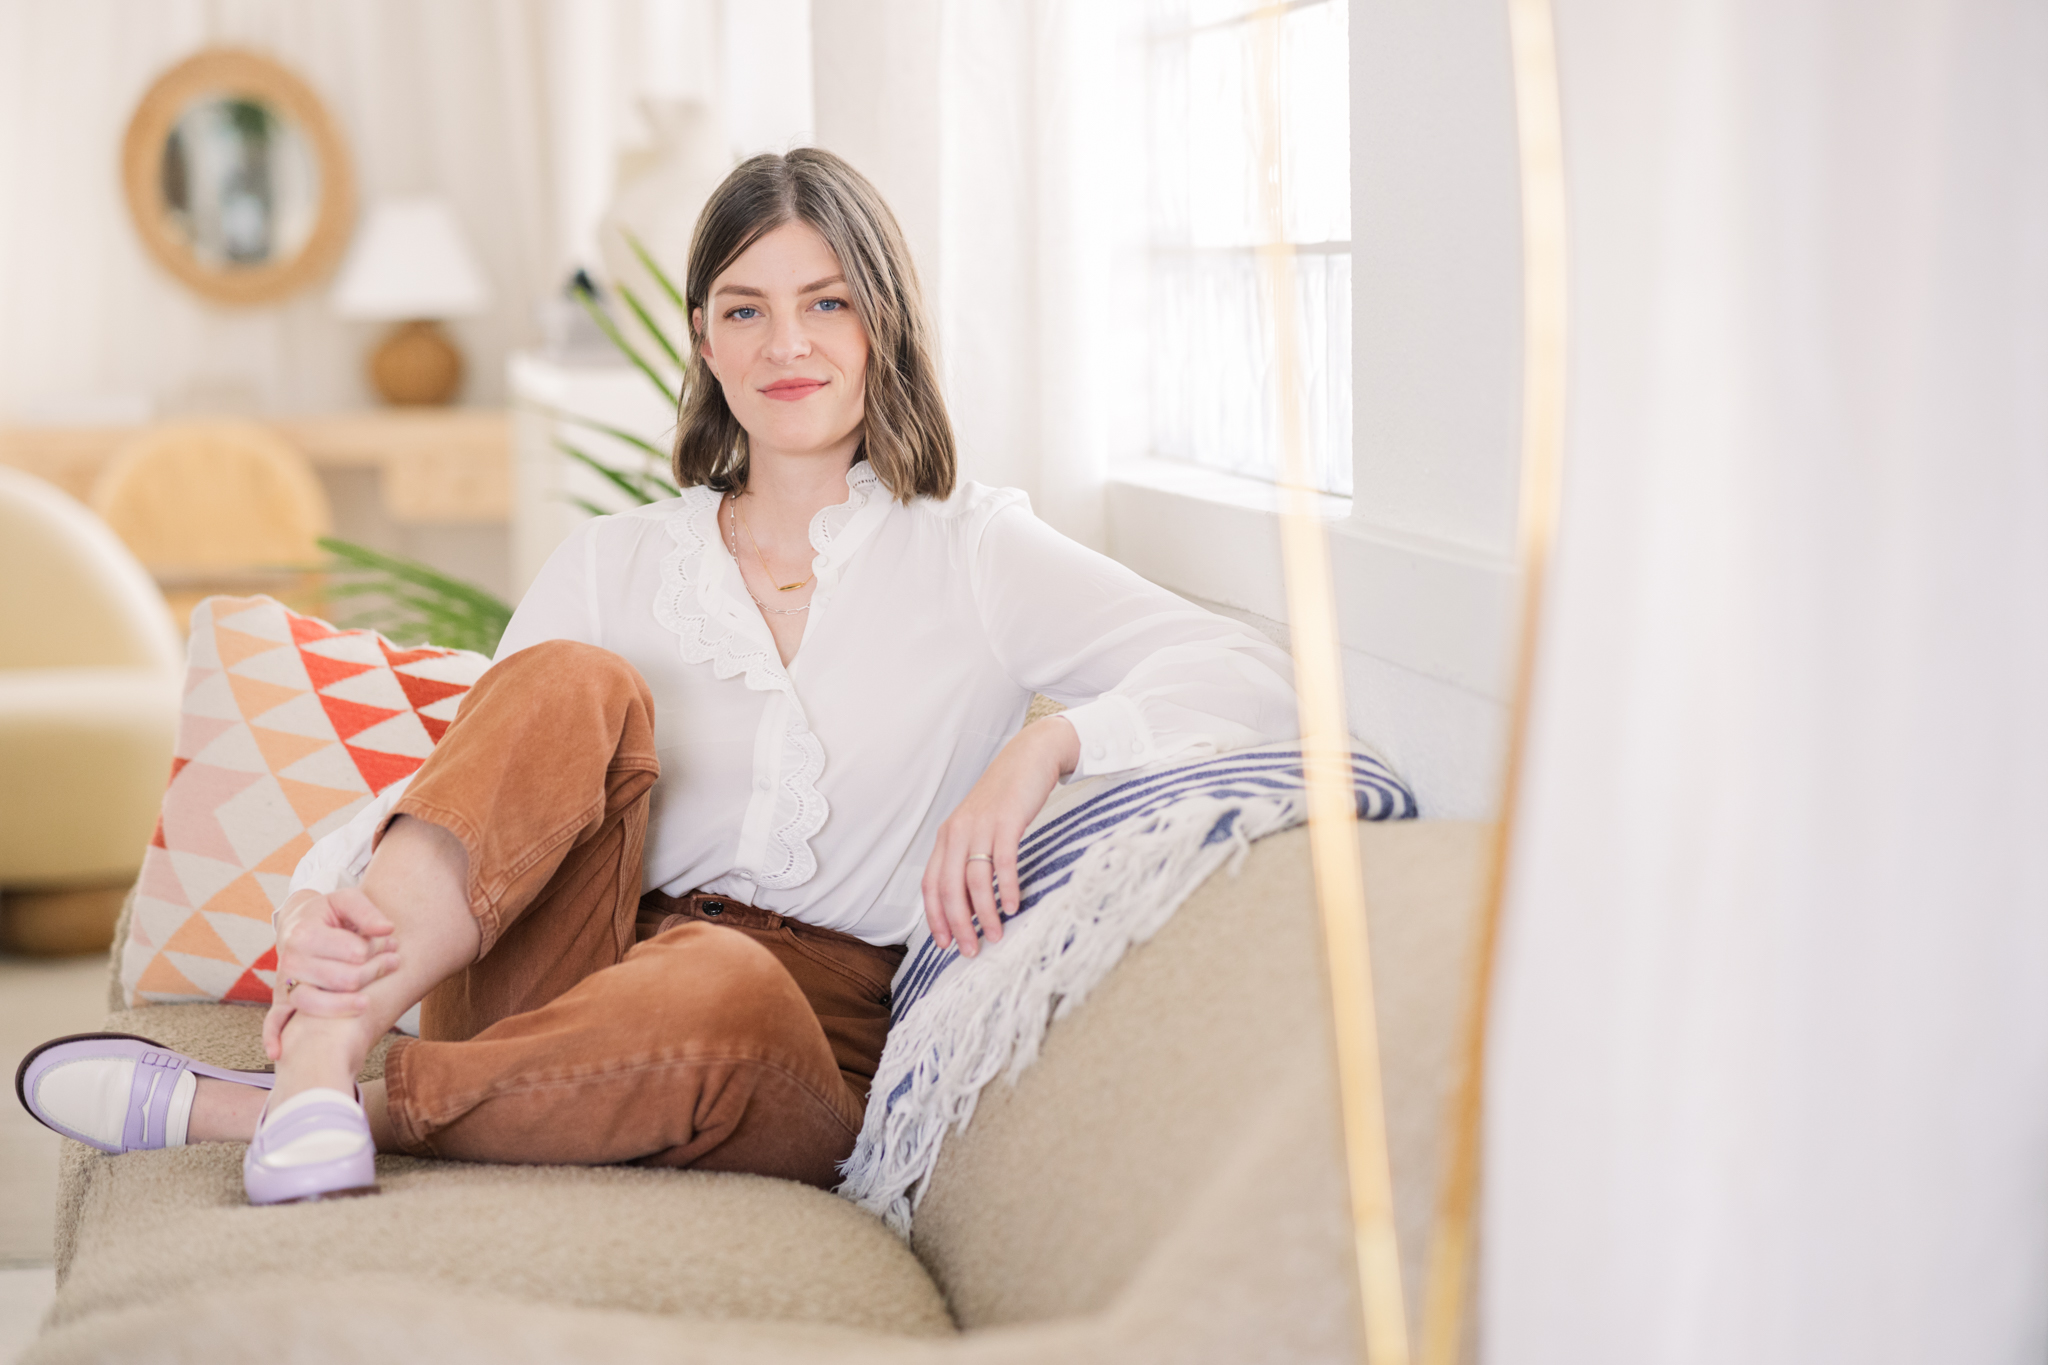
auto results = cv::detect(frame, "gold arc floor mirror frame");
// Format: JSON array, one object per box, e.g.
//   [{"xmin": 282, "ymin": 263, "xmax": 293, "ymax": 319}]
[{"xmin": 1257, "ymin": 0, "xmax": 1568, "ymax": 1362}]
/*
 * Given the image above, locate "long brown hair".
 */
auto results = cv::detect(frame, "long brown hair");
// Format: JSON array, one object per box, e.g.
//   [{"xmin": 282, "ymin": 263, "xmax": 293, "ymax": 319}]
[{"xmin": 672, "ymin": 149, "xmax": 956, "ymax": 502}]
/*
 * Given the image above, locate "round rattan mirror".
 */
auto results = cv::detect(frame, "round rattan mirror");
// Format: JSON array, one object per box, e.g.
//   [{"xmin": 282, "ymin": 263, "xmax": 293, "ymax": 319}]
[{"xmin": 121, "ymin": 48, "xmax": 356, "ymax": 307}]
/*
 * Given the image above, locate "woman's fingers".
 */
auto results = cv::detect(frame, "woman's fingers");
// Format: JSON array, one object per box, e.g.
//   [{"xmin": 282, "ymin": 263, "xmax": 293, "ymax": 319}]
[
  {"xmin": 261, "ymin": 999, "xmax": 291, "ymax": 1061},
  {"xmin": 921, "ymin": 864, "xmax": 952, "ymax": 949},
  {"xmin": 934, "ymin": 828, "xmax": 984, "ymax": 958},
  {"xmin": 286, "ymin": 921, "xmax": 378, "ymax": 967},
  {"xmin": 283, "ymin": 948, "xmax": 399, "ymax": 994},
  {"xmin": 994, "ymin": 830, "xmax": 1023, "ymax": 939},
  {"xmin": 282, "ymin": 981, "xmax": 372, "ymax": 1018},
  {"xmin": 924, "ymin": 815, "xmax": 1031, "ymax": 958},
  {"xmin": 327, "ymin": 886, "xmax": 397, "ymax": 941},
  {"xmin": 964, "ymin": 825, "xmax": 1004, "ymax": 947}
]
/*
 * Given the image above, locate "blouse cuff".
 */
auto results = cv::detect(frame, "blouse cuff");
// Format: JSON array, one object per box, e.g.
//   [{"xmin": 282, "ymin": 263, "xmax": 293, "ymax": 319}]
[{"xmin": 1060, "ymin": 692, "xmax": 1160, "ymax": 779}]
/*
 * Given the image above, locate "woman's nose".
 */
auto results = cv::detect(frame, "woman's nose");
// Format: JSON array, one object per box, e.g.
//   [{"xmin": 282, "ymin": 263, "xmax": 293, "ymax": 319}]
[{"xmin": 765, "ymin": 312, "xmax": 810, "ymax": 364}]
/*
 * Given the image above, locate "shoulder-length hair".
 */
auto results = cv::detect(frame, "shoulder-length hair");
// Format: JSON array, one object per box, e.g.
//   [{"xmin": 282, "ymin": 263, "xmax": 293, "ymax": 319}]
[{"xmin": 672, "ymin": 149, "xmax": 956, "ymax": 502}]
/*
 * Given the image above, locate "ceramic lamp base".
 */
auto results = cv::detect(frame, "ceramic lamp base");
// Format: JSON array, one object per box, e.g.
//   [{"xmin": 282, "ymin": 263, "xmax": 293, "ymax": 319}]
[
  {"xmin": 368, "ymin": 319, "xmax": 463, "ymax": 405},
  {"xmin": 0, "ymin": 882, "xmax": 128, "ymax": 956}
]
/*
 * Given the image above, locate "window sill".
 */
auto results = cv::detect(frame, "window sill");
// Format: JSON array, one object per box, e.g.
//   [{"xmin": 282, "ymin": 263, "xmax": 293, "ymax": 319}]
[{"xmin": 1104, "ymin": 456, "xmax": 1518, "ymax": 702}]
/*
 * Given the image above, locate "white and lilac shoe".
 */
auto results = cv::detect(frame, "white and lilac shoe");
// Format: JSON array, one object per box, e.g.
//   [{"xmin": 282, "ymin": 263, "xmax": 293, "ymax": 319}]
[
  {"xmin": 14, "ymin": 1032, "xmax": 275, "ymax": 1155},
  {"xmin": 241, "ymin": 1087, "xmax": 378, "ymax": 1205}
]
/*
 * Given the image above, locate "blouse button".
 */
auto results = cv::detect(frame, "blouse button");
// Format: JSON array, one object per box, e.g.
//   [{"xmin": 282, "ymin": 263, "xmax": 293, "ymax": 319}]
[
  {"xmin": 755, "ymin": 776, "xmax": 771, "ymax": 793},
  {"xmin": 1130, "ymin": 741, "xmax": 1143, "ymax": 754},
  {"xmin": 1089, "ymin": 744, "xmax": 1106, "ymax": 760}
]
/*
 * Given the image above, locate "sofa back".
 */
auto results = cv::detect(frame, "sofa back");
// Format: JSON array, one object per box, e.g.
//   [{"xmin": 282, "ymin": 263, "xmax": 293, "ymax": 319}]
[{"xmin": 907, "ymin": 819, "xmax": 1490, "ymax": 1353}]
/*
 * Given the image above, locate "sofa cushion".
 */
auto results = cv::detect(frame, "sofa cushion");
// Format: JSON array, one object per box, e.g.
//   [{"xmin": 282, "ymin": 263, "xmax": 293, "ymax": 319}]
[
  {"xmin": 909, "ymin": 819, "xmax": 1492, "ymax": 1332},
  {"xmin": 48, "ymin": 1004, "xmax": 953, "ymax": 1343}
]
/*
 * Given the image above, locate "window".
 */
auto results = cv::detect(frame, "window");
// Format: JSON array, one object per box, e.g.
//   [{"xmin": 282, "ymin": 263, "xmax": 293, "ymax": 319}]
[{"xmin": 1146, "ymin": 0, "xmax": 1353, "ymax": 495}]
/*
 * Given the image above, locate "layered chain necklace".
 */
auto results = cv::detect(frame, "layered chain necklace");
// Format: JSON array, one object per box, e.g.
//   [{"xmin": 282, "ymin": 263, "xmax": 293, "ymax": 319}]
[{"xmin": 725, "ymin": 493, "xmax": 815, "ymax": 616}]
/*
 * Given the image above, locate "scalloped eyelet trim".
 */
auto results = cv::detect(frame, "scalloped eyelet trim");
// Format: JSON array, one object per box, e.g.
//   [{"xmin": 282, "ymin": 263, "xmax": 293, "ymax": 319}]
[{"xmin": 653, "ymin": 486, "xmax": 834, "ymax": 889}]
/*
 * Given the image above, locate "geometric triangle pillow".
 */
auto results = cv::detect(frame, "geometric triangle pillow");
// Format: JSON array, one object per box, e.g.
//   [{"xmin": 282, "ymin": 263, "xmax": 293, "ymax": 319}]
[{"xmin": 118, "ymin": 596, "xmax": 491, "ymax": 1008}]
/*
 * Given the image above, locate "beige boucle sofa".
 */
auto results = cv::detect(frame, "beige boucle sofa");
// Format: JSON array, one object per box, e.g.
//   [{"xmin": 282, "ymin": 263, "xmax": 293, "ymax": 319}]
[{"xmin": 27, "ymin": 819, "xmax": 1487, "ymax": 1364}]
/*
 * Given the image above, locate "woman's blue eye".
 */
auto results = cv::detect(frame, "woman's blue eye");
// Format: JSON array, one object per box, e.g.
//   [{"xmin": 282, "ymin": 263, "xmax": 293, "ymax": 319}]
[
  {"xmin": 726, "ymin": 306, "xmax": 760, "ymax": 321},
  {"xmin": 815, "ymin": 298, "xmax": 846, "ymax": 312}
]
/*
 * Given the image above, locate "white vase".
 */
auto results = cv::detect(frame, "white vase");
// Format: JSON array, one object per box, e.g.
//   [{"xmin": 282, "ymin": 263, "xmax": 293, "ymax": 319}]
[{"xmin": 598, "ymin": 99, "xmax": 730, "ymax": 346}]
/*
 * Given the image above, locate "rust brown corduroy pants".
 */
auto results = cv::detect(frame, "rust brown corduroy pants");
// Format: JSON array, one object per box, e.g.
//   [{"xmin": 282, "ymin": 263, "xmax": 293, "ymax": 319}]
[{"xmin": 375, "ymin": 639, "xmax": 903, "ymax": 1188}]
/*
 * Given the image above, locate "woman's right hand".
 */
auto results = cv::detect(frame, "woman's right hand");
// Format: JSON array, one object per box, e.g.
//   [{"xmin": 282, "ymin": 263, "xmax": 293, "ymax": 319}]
[{"xmin": 262, "ymin": 888, "xmax": 401, "ymax": 1061}]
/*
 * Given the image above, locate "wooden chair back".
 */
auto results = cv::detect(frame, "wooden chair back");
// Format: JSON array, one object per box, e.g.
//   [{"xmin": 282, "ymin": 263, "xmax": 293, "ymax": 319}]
[{"xmin": 90, "ymin": 422, "xmax": 331, "ymax": 628}]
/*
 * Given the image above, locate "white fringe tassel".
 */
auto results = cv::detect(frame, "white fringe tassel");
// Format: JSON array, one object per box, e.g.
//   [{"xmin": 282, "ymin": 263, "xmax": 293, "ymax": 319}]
[{"xmin": 836, "ymin": 790, "xmax": 1308, "ymax": 1236}]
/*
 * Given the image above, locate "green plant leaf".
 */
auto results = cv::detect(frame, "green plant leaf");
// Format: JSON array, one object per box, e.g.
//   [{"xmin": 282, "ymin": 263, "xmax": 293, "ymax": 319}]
[
  {"xmin": 317, "ymin": 537, "xmax": 513, "ymax": 655},
  {"xmin": 555, "ymin": 439, "xmax": 664, "ymax": 506},
  {"xmin": 617, "ymin": 282, "xmax": 685, "ymax": 371},
  {"xmin": 625, "ymin": 230, "xmax": 688, "ymax": 317},
  {"xmin": 521, "ymin": 400, "xmax": 674, "ymax": 467},
  {"xmin": 573, "ymin": 284, "xmax": 678, "ymax": 410},
  {"xmin": 564, "ymin": 494, "xmax": 613, "ymax": 519}
]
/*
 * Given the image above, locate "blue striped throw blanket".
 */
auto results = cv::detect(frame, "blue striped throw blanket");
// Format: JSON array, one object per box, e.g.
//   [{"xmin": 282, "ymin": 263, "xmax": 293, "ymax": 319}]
[{"xmin": 836, "ymin": 742, "xmax": 1418, "ymax": 1233}]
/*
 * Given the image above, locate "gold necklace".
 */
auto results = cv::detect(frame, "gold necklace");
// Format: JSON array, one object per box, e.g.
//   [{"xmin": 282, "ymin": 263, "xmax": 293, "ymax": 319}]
[
  {"xmin": 731, "ymin": 495, "xmax": 816, "ymax": 592},
  {"xmin": 725, "ymin": 496, "xmax": 812, "ymax": 615}
]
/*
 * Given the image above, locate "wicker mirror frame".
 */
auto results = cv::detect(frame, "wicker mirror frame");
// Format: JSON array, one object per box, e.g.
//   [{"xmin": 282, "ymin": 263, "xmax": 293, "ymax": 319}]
[{"xmin": 121, "ymin": 48, "xmax": 356, "ymax": 308}]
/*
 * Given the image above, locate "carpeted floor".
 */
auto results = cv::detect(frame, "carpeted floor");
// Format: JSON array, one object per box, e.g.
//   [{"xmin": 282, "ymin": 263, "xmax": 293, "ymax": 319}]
[{"xmin": 0, "ymin": 952, "xmax": 108, "ymax": 1358}]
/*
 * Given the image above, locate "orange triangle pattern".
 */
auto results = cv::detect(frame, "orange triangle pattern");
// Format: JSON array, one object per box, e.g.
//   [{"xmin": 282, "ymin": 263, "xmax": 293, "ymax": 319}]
[
  {"xmin": 394, "ymin": 671, "xmax": 469, "ymax": 714},
  {"xmin": 346, "ymin": 745, "xmax": 425, "ymax": 793},
  {"xmin": 256, "ymin": 832, "xmax": 314, "ymax": 876},
  {"xmin": 289, "ymin": 612, "xmax": 337, "ymax": 645},
  {"xmin": 228, "ymin": 674, "xmax": 303, "ymax": 723},
  {"xmin": 214, "ymin": 626, "xmax": 280, "ymax": 669},
  {"xmin": 207, "ymin": 871, "xmax": 280, "ymax": 922},
  {"xmin": 163, "ymin": 912, "xmax": 238, "ymax": 962},
  {"xmin": 278, "ymin": 777, "xmax": 366, "ymax": 830},
  {"xmin": 125, "ymin": 596, "xmax": 489, "ymax": 1008},
  {"xmin": 134, "ymin": 953, "xmax": 206, "ymax": 999},
  {"xmin": 318, "ymin": 694, "xmax": 401, "ymax": 742},
  {"xmin": 223, "ymin": 968, "xmax": 275, "ymax": 1005},
  {"xmin": 250, "ymin": 727, "xmax": 331, "ymax": 775},
  {"xmin": 300, "ymin": 649, "xmax": 374, "ymax": 693}
]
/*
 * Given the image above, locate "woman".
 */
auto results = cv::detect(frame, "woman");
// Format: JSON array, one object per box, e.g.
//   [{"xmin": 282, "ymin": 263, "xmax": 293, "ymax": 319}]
[{"xmin": 18, "ymin": 149, "xmax": 1296, "ymax": 1203}]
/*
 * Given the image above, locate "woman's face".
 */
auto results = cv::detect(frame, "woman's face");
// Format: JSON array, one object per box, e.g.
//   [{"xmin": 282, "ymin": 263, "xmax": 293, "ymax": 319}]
[{"xmin": 695, "ymin": 220, "xmax": 870, "ymax": 468}]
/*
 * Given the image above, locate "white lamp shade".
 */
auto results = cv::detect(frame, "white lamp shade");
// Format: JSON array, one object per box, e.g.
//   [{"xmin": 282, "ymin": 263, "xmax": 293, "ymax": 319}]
[{"xmin": 330, "ymin": 197, "xmax": 490, "ymax": 320}]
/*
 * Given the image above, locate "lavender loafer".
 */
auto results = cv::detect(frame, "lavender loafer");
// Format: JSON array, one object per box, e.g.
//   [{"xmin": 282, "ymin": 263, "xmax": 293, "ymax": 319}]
[
  {"xmin": 242, "ymin": 1086, "xmax": 378, "ymax": 1205},
  {"xmin": 14, "ymin": 1032, "xmax": 276, "ymax": 1155}
]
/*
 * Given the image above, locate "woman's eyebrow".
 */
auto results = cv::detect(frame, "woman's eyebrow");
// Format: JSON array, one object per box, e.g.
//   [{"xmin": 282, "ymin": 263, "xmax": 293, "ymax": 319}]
[{"xmin": 711, "ymin": 275, "xmax": 844, "ymax": 300}]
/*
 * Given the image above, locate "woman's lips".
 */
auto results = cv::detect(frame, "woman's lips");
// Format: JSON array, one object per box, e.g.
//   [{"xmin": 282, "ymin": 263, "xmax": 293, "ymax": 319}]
[{"xmin": 761, "ymin": 380, "xmax": 826, "ymax": 402}]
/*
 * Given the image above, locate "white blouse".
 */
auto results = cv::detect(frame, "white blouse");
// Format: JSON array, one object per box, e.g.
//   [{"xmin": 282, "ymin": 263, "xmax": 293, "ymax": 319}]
[{"xmin": 291, "ymin": 462, "xmax": 1298, "ymax": 945}]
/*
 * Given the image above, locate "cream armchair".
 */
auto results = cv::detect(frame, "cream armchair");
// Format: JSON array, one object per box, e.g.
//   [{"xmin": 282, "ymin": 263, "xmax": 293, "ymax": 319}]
[{"xmin": 0, "ymin": 467, "xmax": 181, "ymax": 954}]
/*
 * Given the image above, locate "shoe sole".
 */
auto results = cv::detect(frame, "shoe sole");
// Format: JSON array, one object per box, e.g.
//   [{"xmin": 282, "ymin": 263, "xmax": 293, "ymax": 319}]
[{"xmin": 266, "ymin": 1185, "xmax": 380, "ymax": 1205}]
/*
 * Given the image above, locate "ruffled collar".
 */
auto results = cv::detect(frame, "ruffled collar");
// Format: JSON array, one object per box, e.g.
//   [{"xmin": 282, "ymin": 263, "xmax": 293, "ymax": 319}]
[
  {"xmin": 657, "ymin": 461, "xmax": 889, "ymax": 680},
  {"xmin": 646, "ymin": 460, "xmax": 892, "ymax": 890}
]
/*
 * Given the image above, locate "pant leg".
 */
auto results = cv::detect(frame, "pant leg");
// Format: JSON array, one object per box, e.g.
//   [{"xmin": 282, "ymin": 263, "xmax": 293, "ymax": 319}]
[
  {"xmin": 383, "ymin": 922, "xmax": 866, "ymax": 1187},
  {"xmin": 370, "ymin": 639, "xmax": 881, "ymax": 1186},
  {"xmin": 382, "ymin": 638, "xmax": 661, "ymax": 1041}
]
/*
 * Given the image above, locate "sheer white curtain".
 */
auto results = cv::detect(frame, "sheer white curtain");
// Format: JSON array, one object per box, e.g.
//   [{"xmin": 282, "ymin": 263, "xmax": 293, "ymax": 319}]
[
  {"xmin": 0, "ymin": 0, "xmax": 730, "ymax": 421},
  {"xmin": 0, "ymin": 0, "xmax": 561, "ymax": 417},
  {"xmin": 1487, "ymin": 1, "xmax": 2048, "ymax": 1361},
  {"xmin": 925, "ymin": 0, "xmax": 1149, "ymax": 549}
]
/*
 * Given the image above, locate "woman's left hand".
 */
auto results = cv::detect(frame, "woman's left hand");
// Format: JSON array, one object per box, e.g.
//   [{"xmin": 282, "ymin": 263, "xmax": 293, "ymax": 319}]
[{"xmin": 922, "ymin": 716, "xmax": 1080, "ymax": 957}]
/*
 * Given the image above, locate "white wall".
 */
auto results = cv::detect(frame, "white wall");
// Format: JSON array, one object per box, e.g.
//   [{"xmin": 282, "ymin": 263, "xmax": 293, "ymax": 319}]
[{"xmin": 1335, "ymin": 0, "xmax": 1524, "ymax": 814}]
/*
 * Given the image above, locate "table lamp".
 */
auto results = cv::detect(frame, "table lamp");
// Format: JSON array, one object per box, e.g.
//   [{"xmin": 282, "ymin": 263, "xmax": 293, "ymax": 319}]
[{"xmin": 331, "ymin": 197, "xmax": 490, "ymax": 405}]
